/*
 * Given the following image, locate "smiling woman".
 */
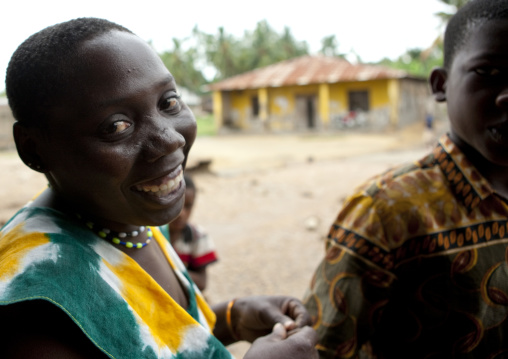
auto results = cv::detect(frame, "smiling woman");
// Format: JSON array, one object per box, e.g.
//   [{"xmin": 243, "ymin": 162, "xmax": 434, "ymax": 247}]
[
  {"xmin": 0, "ymin": 18, "xmax": 318, "ymax": 359},
  {"xmin": 20, "ymin": 30, "xmax": 193, "ymax": 231}
]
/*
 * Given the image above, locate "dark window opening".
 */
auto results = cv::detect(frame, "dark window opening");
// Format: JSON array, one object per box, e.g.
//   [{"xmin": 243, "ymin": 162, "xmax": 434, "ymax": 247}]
[{"xmin": 348, "ymin": 91, "xmax": 369, "ymax": 112}]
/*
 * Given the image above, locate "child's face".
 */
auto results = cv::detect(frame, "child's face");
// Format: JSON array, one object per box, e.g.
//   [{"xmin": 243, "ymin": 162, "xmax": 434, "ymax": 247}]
[
  {"xmin": 434, "ymin": 19, "xmax": 508, "ymax": 167},
  {"xmin": 36, "ymin": 30, "xmax": 196, "ymax": 230},
  {"xmin": 170, "ymin": 188, "xmax": 195, "ymax": 231}
]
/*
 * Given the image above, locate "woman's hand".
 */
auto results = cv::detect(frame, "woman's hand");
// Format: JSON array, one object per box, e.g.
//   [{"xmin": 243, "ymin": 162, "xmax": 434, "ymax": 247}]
[
  {"xmin": 213, "ymin": 295, "xmax": 314, "ymax": 346},
  {"xmin": 230, "ymin": 295, "xmax": 312, "ymax": 342},
  {"xmin": 243, "ymin": 322, "xmax": 318, "ymax": 359},
  {"xmin": 216, "ymin": 296, "xmax": 311, "ymax": 343}
]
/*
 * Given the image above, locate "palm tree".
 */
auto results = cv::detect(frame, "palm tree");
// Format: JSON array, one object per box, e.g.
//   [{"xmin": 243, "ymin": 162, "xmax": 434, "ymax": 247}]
[
  {"xmin": 319, "ymin": 35, "xmax": 339, "ymax": 57},
  {"xmin": 276, "ymin": 26, "xmax": 308, "ymax": 60},
  {"xmin": 159, "ymin": 38, "xmax": 207, "ymax": 94}
]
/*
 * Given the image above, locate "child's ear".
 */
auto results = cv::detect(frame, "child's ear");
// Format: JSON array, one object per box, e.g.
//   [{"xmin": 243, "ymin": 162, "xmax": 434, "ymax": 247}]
[
  {"xmin": 13, "ymin": 122, "xmax": 47, "ymax": 173},
  {"xmin": 429, "ymin": 67, "xmax": 447, "ymax": 102}
]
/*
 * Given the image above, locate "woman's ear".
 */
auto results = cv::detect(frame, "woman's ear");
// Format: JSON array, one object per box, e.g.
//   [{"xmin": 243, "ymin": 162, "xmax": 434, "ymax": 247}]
[
  {"xmin": 13, "ymin": 122, "xmax": 47, "ymax": 173},
  {"xmin": 429, "ymin": 67, "xmax": 447, "ymax": 102}
]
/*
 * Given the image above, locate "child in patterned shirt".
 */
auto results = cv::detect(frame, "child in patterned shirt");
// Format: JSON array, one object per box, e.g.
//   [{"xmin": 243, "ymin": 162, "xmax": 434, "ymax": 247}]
[{"xmin": 305, "ymin": 1, "xmax": 508, "ymax": 358}]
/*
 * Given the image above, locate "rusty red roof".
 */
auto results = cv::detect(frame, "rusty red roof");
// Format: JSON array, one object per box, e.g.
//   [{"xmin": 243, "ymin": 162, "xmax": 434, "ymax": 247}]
[{"xmin": 208, "ymin": 55, "xmax": 412, "ymax": 91}]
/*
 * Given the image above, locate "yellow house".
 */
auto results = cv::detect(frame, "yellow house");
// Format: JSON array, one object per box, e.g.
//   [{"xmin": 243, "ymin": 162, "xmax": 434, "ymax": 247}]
[{"xmin": 208, "ymin": 55, "xmax": 430, "ymax": 132}]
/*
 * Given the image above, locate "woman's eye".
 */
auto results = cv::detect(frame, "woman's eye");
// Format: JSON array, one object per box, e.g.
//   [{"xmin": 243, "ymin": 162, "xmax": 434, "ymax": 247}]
[
  {"xmin": 105, "ymin": 120, "xmax": 131, "ymax": 134},
  {"xmin": 160, "ymin": 95, "xmax": 182, "ymax": 113},
  {"xmin": 474, "ymin": 67, "xmax": 501, "ymax": 76}
]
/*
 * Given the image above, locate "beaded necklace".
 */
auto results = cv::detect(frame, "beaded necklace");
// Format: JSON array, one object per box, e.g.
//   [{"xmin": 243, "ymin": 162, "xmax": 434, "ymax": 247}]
[{"xmin": 77, "ymin": 214, "xmax": 152, "ymax": 249}]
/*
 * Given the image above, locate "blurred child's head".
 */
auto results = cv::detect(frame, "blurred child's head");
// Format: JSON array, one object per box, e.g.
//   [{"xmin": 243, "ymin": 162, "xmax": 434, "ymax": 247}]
[
  {"xmin": 430, "ymin": 0, "xmax": 508, "ymax": 168},
  {"xmin": 170, "ymin": 175, "xmax": 196, "ymax": 232},
  {"xmin": 7, "ymin": 18, "xmax": 197, "ymax": 229}
]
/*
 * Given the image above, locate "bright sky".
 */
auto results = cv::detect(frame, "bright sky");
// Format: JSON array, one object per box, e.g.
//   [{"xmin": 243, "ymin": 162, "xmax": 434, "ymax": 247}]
[{"xmin": 0, "ymin": 0, "xmax": 451, "ymax": 93}]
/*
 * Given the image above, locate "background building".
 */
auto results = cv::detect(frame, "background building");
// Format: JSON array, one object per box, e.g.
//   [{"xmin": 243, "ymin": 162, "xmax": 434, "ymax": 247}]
[{"xmin": 209, "ymin": 55, "xmax": 433, "ymax": 133}]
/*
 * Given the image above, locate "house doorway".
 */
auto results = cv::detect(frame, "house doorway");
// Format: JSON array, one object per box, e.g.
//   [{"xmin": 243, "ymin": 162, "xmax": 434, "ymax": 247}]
[{"xmin": 295, "ymin": 95, "xmax": 317, "ymax": 129}]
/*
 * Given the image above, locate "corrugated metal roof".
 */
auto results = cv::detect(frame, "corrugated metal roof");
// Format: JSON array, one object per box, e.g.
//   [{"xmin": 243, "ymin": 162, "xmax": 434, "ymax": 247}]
[{"xmin": 209, "ymin": 55, "xmax": 413, "ymax": 91}]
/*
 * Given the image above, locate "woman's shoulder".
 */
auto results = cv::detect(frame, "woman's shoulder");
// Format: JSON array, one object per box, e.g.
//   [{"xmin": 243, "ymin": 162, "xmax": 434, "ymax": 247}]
[{"xmin": 2, "ymin": 205, "xmax": 82, "ymax": 236}]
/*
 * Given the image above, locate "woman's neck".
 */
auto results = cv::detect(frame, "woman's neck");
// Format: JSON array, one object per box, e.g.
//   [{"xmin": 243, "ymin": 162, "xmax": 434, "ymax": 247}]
[{"xmin": 31, "ymin": 187, "xmax": 149, "ymax": 238}]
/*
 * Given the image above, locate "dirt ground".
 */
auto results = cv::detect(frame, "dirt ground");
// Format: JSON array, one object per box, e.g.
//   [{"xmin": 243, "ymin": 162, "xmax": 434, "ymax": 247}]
[{"xmin": 0, "ymin": 120, "xmax": 447, "ymax": 357}]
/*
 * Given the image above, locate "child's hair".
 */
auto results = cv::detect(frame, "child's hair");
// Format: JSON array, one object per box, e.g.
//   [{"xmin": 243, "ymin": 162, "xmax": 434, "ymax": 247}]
[
  {"xmin": 444, "ymin": 0, "xmax": 508, "ymax": 70},
  {"xmin": 184, "ymin": 174, "xmax": 195, "ymax": 192},
  {"xmin": 5, "ymin": 17, "xmax": 132, "ymax": 127}
]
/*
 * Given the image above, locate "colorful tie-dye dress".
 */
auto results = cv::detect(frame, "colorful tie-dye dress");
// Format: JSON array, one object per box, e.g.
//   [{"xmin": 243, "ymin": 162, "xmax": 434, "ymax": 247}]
[{"xmin": 0, "ymin": 206, "xmax": 233, "ymax": 359}]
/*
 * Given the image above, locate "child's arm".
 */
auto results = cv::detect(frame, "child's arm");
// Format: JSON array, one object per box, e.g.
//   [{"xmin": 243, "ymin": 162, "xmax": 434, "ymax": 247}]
[{"xmin": 187, "ymin": 224, "xmax": 217, "ymax": 291}]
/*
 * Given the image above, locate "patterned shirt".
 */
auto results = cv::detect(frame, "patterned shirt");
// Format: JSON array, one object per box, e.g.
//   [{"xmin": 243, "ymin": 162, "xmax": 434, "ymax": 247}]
[
  {"xmin": 0, "ymin": 206, "xmax": 233, "ymax": 359},
  {"xmin": 304, "ymin": 134, "xmax": 508, "ymax": 358}
]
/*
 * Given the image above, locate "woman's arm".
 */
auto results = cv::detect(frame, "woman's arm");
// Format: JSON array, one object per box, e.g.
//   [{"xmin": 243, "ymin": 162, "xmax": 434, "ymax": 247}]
[{"xmin": 0, "ymin": 300, "xmax": 109, "ymax": 359}]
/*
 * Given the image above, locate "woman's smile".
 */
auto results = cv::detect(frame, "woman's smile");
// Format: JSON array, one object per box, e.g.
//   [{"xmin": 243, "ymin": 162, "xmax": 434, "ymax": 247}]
[{"xmin": 134, "ymin": 168, "xmax": 184, "ymax": 198}]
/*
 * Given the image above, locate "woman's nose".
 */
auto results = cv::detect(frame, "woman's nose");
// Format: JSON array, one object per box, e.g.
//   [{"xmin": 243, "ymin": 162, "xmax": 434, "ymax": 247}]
[{"xmin": 143, "ymin": 118, "xmax": 186, "ymax": 163}]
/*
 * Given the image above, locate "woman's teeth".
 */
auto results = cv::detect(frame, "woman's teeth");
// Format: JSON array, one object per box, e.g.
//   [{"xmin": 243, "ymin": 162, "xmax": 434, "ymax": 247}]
[{"xmin": 135, "ymin": 172, "xmax": 183, "ymax": 197}]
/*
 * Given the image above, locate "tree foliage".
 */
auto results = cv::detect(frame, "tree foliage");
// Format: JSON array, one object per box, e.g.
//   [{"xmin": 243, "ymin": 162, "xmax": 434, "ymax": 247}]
[
  {"xmin": 435, "ymin": 0, "xmax": 469, "ymax": 23},
  {"xmin": 158, "ymin": 20, "xmax": 309, "ymax": 94},
  {"xmin": 158, "ymin": 4, "xmax": 470, "ymax": 95},
  {"xmin": 319, "ymin": 35, "xmax": 345, "ymax": 58},
  {"xmin": 159, "ymin": 38, "xmax": 208, "ymax": 95},
  {"xmin": 376, "ymin": 40, "xmax": 443, "ymax": 78},
  {"xmin": 194, "ymin": 20, "xmax": 308, "ymax": 81},
  {"xmin": 373, "ymin": 0, "xmax": 467, "ymax": 77}
]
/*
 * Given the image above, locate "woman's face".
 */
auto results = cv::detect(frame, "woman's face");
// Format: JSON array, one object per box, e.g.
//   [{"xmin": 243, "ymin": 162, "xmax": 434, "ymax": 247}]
[{"xmin": 38, "ymin": 30, "xmax": 196, "ymax": 231}]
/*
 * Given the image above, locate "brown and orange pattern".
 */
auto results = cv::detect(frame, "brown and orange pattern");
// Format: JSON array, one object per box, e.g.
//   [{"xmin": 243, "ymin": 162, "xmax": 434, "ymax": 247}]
[{"xmin": 304, "ymin": 135, "xmax": 508, "ymax": 358}]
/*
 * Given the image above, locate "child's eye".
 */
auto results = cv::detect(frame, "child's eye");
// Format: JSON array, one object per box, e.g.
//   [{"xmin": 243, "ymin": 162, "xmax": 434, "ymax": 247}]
[
  {"xmin": 160, "ymin": 94, "xmax": 182, "ymax": 114},
  {"xmin": 105, "ymin": 120, "xmax": 131, "ymax": 134},
  {"xmin": 474, "ymin": 66, "xmax": 501, "ymax": 76}
]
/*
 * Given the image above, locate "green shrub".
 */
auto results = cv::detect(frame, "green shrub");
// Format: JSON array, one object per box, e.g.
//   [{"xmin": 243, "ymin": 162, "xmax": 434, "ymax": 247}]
[{"xmin": 196, "ymin": 114, "xmax": 216, "ymax": 136}]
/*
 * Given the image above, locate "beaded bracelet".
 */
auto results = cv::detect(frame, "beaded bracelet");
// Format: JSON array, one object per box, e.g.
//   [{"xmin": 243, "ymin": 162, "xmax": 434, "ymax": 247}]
[{"xmin": 226, "ymin": 299, "xmax": 240, "ymax": 341}]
